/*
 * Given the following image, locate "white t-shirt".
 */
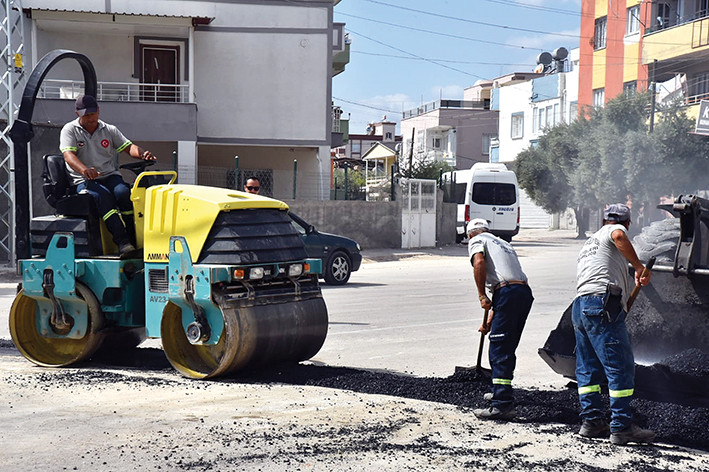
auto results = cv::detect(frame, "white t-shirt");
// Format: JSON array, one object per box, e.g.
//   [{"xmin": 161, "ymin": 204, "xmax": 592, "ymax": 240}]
[
  {"xmin": 468, "ymin": 232, "xmax": 527, "ymax": 291},
  {"xmin": 576, "ymin": 224, "xmax": 632, "ymax": 308}
]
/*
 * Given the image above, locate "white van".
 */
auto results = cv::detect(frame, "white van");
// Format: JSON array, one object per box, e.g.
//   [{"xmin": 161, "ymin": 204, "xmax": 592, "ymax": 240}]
[{"xmin": 442, "ymin": 163, "xmax": 520, "ymax": 242}]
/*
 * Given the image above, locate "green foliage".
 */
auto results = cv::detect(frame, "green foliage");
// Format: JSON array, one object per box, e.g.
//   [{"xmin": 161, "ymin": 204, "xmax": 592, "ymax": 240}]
[
  {"xmin": 333, "ymin": 166, "xmax": 366, "ymax": 200},
  {"xmin": 408, "ymin": 158, "xmax": 455, "ymax": 180},
  {"xmin": 514, "ymin": 91, "xmax": 709, "ymax": 228}
]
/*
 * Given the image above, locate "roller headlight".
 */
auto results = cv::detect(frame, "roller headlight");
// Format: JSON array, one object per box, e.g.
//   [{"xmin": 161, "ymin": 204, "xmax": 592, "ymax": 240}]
[{"xmin": 288, "ymin": 264, "xmax": 303, "ymax": 277}]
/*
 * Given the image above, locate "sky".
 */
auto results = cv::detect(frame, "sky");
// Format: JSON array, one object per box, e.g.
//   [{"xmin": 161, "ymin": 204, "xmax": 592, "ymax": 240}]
[{"xmin": 333, "ymin": 0, "xmax": 582, "ymax": 133}]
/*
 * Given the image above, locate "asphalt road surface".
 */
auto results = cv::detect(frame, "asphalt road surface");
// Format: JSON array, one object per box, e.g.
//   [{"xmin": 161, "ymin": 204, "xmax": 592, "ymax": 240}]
[{"xmin": 2, "ymin": 229, "xmax": 708, "ymax": 471}]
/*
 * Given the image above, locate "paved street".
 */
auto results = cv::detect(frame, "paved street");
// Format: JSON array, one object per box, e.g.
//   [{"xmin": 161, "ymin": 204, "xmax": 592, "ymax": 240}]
[
  {"xmin": 315, "ymin": 228, "xmax": 582, "ymax": 388},
  {"xmin": 3, "ymin": 229, "xmax": 707, "ymax": 471}
]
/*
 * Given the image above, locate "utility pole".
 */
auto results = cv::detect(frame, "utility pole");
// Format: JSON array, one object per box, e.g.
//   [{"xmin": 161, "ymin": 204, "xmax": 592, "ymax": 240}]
[
  {"xmin": 407, "ymin": 127, "xmax": 415, "ymax": 177},
  {"xmin": 1, "ymin": 0, "xmax": 26, "ymax": 264}
]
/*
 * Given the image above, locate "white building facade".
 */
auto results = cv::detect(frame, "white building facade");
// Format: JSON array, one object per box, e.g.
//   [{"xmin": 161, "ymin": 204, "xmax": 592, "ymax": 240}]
[
  {"xmin": 490, "ymin": 48, "xmax": 580, "ymax": 228},
  {"xmin": 492, "ymin": 48, "xmax": 579, "ymax": 163},
  {"xmin": 17, "ymin": 0, "xmax": 347, "ymax": 200}
]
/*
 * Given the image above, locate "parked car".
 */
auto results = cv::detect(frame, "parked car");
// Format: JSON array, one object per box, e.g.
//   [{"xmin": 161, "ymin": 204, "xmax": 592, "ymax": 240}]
[{"xmin": 289, "ymin": 212, "xmax": 362, "ymax": 285}]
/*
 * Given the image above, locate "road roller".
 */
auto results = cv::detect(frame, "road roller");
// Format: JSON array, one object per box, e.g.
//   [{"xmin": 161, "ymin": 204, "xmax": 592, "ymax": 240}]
[{"xmin": 8, "ymin": 50, "xmax": 328, "ymax": 379}]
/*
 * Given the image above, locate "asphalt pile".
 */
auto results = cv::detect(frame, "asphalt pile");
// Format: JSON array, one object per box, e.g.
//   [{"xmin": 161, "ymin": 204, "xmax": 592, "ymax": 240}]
[
  {"xmin": 4, "ymin": 339, "xmax": 709, "ymax": 453},
  {"xmin": 660, "ymin": 348, "xmax": 709, "ymax": 376},
  {"xmin": 231, "ymin": 360, "xmax": 709, "ymax": 452}
]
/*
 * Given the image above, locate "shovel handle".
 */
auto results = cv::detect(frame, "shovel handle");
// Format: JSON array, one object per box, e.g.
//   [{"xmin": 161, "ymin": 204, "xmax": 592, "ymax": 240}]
[
  {"xmin": 475, "ymin": 308, "xmax": 490, "ymax": 370},
  {"xmin": 627, "ymin": 256, "xmax": 656, "ymax": 311}
]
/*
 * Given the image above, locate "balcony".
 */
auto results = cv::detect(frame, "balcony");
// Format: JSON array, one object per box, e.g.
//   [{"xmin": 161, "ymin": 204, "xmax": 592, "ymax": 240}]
[
  {"xmin": 37, "ymin": 79, "xmax": 190, "ymax": 103},
  {"xmin": 643, "ymin": 14, "xmax": 709, "ymax": 64},
  {"xmin": 33, "ymin": 79, "xmax": 196, "ymax": 142}
]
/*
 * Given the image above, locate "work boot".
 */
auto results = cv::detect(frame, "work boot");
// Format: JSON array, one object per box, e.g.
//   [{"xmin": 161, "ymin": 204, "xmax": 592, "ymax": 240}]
[
  {"xmin": 483, "ymin": 392, "xmax": 494, "ymax": 401},
  {"xmin": 578, "ymin": 418, "xmax": 610, "ymax": 438},
  {"xmin": 610, "ymin": 424, "xmax": 655, "ymax": 445},
  {"xmin": 118, "ymin": 241, "xmax": 137, "ymax": 258},
  {"xmin": 473, "ymin": 406, "xmax": 516, "ymax": 421}
]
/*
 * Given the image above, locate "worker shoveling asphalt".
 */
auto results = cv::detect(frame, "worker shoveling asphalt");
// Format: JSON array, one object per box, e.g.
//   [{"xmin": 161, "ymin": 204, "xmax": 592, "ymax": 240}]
[{"xmin": 461, "ymin": 218, "xmax": 534, "ymax": 421}]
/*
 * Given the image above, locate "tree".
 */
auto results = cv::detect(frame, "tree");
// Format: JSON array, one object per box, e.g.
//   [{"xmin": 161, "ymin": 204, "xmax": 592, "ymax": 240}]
[
  {"xmin": 408, "ymin": 157, "xmax": 455, "ymax": 181},
  {"xmin": 515, "ymin": 91, "xmax": 709, "ymax": 237}
]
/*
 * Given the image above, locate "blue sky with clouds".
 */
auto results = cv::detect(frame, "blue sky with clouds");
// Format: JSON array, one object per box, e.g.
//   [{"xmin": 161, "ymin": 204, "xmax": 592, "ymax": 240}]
[{"xmin": 333, "ymin": 0, "xmax": 582, "ymax": 133}]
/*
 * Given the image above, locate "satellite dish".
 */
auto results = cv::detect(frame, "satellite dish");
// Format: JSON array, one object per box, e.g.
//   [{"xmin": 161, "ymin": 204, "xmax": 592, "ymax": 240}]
[
  {"xmin": 552, "ymin": 47, "xmax": 568, "ymax": 61},
  {"xmin": 536, "ymin": 52, "xmax": 553, "ymax": 66}
]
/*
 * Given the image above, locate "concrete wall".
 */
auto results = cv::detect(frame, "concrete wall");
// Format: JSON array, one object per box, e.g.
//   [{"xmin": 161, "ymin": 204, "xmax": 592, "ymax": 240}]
[
  {"xmin": 284, "ymin": 189, "xmax": 458, "ymax": 249},
  {"xmin": 284, "ymin": 199, "xmax": 403, "ymax": 249}
]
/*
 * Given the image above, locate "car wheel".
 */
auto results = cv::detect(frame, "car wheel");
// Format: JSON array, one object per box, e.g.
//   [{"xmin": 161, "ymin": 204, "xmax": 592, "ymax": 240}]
[{"xmin": 324, "ymin": 251, "xmax": 351, "ymax": 285}]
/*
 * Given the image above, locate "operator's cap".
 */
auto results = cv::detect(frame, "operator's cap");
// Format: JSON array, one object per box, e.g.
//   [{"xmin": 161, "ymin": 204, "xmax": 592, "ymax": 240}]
[
  {"xmin": 467, "ymin": 218, "xmax": 490, "ymax": 233},
  {"xmin": 75, "ymin": 94, "xmax": 98, "ymax": 116},
  {"xmin": 604, "ymin": 203, "xmax": 631, "ymax": 223}
]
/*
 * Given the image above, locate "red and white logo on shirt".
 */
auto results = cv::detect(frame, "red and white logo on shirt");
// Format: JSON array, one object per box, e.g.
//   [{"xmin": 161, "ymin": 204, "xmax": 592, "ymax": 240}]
[{"xmin": 101, "ymin": 139, "xmax": 109, "ymax": 148}]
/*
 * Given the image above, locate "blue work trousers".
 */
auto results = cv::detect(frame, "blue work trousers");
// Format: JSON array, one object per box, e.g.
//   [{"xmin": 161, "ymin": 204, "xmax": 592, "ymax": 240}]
[
  {"xmin": 571, "ymin": 294, "xmax": 635, "ymax": 432},
  {"xmin": 77, "ymin": 174, "xmax": 132, "ymax": 217},
  {"xmin": 77, "ymin": 174, "xmax": 134, "ymax": 245},
  {"xmin": 489, "ymin": 284, "xmax": 534, "ymax": 411}
]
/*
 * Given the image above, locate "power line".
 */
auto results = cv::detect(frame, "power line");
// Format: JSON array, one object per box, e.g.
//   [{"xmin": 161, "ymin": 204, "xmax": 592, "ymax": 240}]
[
  {"xmin": 346, "ymin": 28, "xmax": 487, "ymax": 80},
  {"xmin": 352, "ymin": 50, "xmax": 533, "ymax": 67},
  {"xmin": 340, "ymin": 13, "xmax": 547, "ymax": 52},
  {"xmin": 480, "ymin": 0, "xmax": 583, "ymax": 17},
  {"xmin": 358, "ymin": 0, "xmax": 581, "ymax": 38},
  {"xmin": 339, "ymin": 4, "xmax": 689, "ymax": 48},
  {"xmin": 333, "ymin": 95, "xmax": 402, "ymax": 114}
]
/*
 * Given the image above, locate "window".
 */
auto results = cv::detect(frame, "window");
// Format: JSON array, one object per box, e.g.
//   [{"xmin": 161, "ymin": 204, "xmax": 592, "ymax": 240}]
[
  {"xmin": 692, "ymin": 72, "xmax": 709, "ymax": 100},
  {"xmin": 697, "ymin": 0, "xmax": 709, "ymax": 19},
  {"xmin": 432, "ymin": 137, "xmax": 441, "ymax": 149},
  {"xmin": 351, "ymin": 140, "xmax": 361, "ymax": 154},
  {"xmin": 594, "ymin": 16, "xmax": 607, "ymax": 49},
  {"xmin": 472, "ymin": 183, "xmax": 517, "ymax": 206},
  {"xmin": 657, "ymin": 3, "xmax": 670, "ymax": 29},
  {"xmin": 569, "ymin": 101, "xmax": 578, "ymax": 121},
  {"xmin": 385, "ymin": 132, "xmax": 393, "ymax": 139},
  {"xmin": 442, "ymin": 181, "xmax": 467, "ymax": 204},
  {"xmin": 481, "ymin": 134, "xmax": 495, "ymax": 155},
  {"xmin": 553, "ymin": 103, "xmax": 559, "ymax": 125},
  {"xmin": 537, "ymin": 107, "xmax": 546, "ymax": 131},
  {"xmin": 593, "ymin": 88, "xmax": 605, "ymax": 107},
  {"xmin": 624, "ymin": 81, "xmax": 637, "ymax": 95},
  {"xmin": 627, "ymin": 5, "xmax": 640, "ymax": 35},
  {"xmin": 534, "ymin": 106, "xmax": 554, "ymax": 132},
  {"xmin": 511, "ymin": 112, "xmax": 524, "ymax": 139}
]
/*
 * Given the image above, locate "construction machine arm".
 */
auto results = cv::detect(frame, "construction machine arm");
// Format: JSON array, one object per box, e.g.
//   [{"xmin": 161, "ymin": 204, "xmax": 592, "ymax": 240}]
[{"xmin": 672, "ymin": 195, "xmax": 709, "ymax": 277}]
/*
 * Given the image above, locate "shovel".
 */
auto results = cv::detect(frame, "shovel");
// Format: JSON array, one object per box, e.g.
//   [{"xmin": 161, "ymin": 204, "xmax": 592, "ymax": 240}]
[
  {"xmin": 626, "ymin": 256, "xmax": 656, "ymax": 311},
  {"xmin": 454, "ymin": 307, "xmax": 493, "ymax": 378},
  {"xmin": 475, "ymin": 308, "xmax": 491, "ymax": 374}
]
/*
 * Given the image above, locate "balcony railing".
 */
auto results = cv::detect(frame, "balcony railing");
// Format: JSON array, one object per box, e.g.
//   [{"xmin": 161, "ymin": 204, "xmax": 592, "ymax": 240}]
[
  {"xmin": 646, "ymin": 11, "xmax": 709, "ymax": 35},
  {"xmin": 657, "ymin": 74, "xmax": 709, "ymax": 106},
  {"xmin": 37, "ymin": 79, "xmax": 190, "ymax": 103},
  {"xmin": 403, "ymin": 99, "xmax": 488, "ymax": 119}
]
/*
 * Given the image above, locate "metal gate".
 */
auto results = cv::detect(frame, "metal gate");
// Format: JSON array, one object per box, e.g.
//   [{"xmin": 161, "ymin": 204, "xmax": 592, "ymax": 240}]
[{"xmin": 401, "ymin": 178, "xmax": 437, "ymax": 248}]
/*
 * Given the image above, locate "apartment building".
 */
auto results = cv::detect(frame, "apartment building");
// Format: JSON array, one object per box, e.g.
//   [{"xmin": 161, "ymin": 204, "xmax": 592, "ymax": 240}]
[
  {"xmin": 399, "ymin": 93, "xmax": 498, "ymax": 171},
  {"xmin": 13, "ymin": 0, "xmax": 348, "ymax": 200},
  {"xmin": 490, "ymin": 48, "xmax": 579, "ymax": 228},
  {"xmin": 579, "ymin": 0, "xmax": 648, "ymax": 110}
]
